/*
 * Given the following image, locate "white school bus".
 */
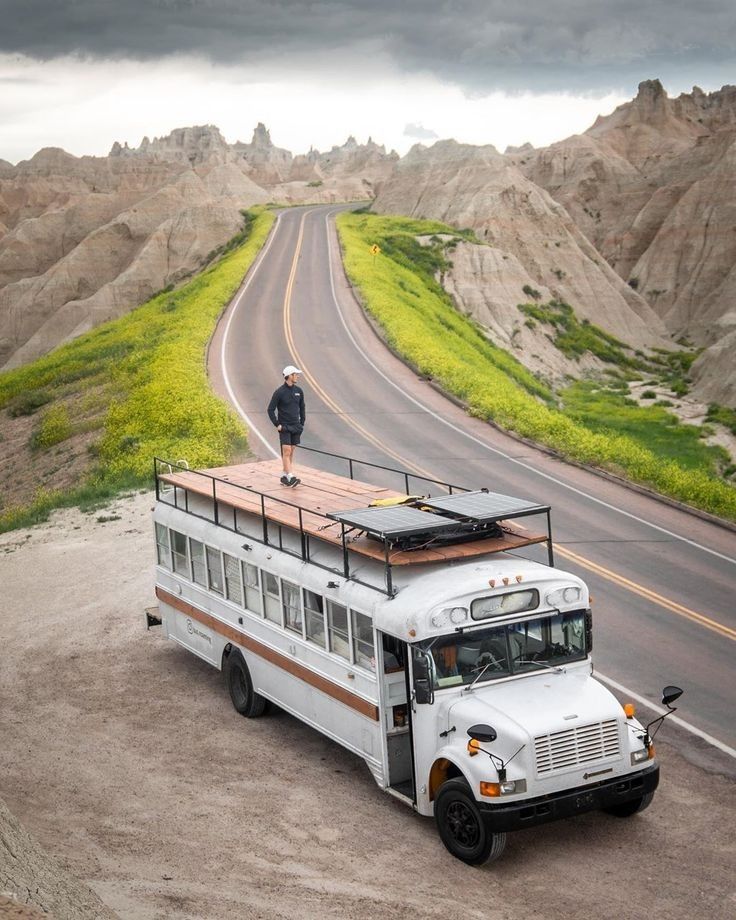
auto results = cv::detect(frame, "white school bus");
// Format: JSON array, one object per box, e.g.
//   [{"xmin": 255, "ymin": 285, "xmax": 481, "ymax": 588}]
[{"xmin": 149, "ymin": 448, "xmax": 680, "ymax": 865}]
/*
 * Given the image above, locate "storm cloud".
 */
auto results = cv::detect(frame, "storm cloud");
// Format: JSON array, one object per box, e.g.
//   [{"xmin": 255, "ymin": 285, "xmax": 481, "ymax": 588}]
[{"xmin": 1, "ymin": 0, "xmax": 734, "ymax": 93}]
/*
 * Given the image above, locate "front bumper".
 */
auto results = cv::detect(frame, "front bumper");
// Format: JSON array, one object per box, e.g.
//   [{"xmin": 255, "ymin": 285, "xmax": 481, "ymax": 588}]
[{"xmin": 478, "ymin": 763, "xmax": 659, "ymax": 832}]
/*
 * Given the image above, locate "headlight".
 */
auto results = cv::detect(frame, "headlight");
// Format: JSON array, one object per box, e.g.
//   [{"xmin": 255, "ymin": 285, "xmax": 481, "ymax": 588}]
[
  {"xmin": 480, "ymin": 779, "xmax": 527, "ymax": 797},
  {"xmin": 500, "ymin": 780, "xmax": 526, "ymax": 794},
  {"xmin": 630, "ymin": 749, "xmax": 650, "ymax": 765}
]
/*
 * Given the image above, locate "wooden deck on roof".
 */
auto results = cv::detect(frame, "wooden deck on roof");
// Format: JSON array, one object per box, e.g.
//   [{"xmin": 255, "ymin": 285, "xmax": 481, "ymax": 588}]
[{"xmin": 159, "ymin": 459, "xmax": 549, "ymax": 566}]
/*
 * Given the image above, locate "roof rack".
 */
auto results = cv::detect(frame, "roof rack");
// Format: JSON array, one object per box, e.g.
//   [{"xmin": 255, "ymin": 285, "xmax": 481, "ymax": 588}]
[{"xmin": 154, "ymin": 446, "xmax": 554, "ymax": 597}]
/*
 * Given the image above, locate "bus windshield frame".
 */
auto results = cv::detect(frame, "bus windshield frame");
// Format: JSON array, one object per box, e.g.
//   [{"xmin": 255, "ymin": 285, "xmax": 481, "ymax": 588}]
[{"xmin": 415, "ymin": 610, "xmax": 588, "ymax": 691}]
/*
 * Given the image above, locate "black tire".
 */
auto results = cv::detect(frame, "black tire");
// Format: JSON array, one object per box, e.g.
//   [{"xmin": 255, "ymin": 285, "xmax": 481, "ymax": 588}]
[
  {"xmin": 224, "ymin": 649, "xmax": 267, "ymax": 718},
  {"xmin": 603, "ymin": 791, "xmax": 654, "ymax": 818},
  {"xmin": 434, "ymin": 778, "xmax": 507, "ymax": 866}
]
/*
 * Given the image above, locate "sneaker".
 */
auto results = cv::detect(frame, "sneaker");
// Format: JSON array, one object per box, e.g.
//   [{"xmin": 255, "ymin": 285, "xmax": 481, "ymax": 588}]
[
  {"xmin": 280, "ymin": 475, "xmax": 290, "ymax": 485},
  {"xmin": 288, "ymin": 477, "xmax": 301, "ymax": 487}
]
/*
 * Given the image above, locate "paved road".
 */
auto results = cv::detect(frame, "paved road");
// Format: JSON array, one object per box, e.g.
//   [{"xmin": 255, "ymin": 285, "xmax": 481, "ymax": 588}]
[{"xmin": 209, "ymin": 204, "xmax": 736, "ymax": 766}]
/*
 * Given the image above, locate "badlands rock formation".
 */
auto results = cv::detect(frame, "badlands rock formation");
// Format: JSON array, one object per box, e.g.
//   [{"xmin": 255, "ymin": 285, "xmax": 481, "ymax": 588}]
[
  {"xmin": 373, "ymin": 140, "xmax": 671, "ymax": 368},
  {"xmin": 0, "ymin": 125, "xmax": 396, "ymax": 369},
  {"xmin": 512, "ymin": 80, "xmax": 736, "ymax": 405}
]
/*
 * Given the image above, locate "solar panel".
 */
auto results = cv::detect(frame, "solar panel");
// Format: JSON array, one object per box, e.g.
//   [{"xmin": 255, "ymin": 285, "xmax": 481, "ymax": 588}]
[
  {"xmin": 328, "ymin": 505, "xmax": 460, "ymax": 539},
  {"xmin": 420, "ymin": 491, "xmax": 549, "ymax": 523}
]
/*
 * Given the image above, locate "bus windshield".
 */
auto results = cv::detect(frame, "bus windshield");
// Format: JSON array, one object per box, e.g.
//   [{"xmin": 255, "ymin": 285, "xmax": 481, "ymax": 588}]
[{"xmin": 417, "ymin": 611, "xmax": 588, "ymax": 690}]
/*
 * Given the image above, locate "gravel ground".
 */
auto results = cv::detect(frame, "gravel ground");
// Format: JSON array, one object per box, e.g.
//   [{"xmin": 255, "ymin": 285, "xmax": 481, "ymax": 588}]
[{"xmin": 1, "ymin": 493, "xmax": 734, "ymax": 920}]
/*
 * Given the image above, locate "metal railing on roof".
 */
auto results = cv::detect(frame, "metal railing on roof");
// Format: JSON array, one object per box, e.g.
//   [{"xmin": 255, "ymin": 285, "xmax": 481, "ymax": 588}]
[{"xmin": 153, "ymin": 448, "xmax": 554, "ymax": 598}]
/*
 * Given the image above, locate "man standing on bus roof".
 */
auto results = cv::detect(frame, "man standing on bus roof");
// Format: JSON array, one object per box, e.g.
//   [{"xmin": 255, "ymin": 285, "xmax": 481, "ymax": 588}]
[{"xmin": 267, "ymin": 365, "xmax": 306, "ymax": 487}]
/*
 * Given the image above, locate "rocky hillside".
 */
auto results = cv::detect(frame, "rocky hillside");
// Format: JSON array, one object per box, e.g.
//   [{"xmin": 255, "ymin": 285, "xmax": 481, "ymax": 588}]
[
  {"xmin": 372, "ymin": 139, "xmax": 672, "ymax": 382},
  {"xmin": 511, "ymin": 80, "xmax": 736, "ymax": 405},
  {"xmin": 0, "ymin": 126, "xmax": 396, "ymax": 369},
  {"xmin": 3, "ymin": 90, "xmax": 733, "ymax": 406},
  {"xmin": 0, "ymin": 795, "xmax": 117, "ymax": 919}
]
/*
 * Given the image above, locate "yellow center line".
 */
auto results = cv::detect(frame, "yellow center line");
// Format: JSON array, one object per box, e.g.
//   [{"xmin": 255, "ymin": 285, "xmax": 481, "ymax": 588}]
[
  {"xmin": 282, "ymin": 210, "xmax": 735, "ymax": 644},
  {"xmin": 282, "ymin": 211, "xmax": 441, "ymax": 483},
  {"xmin": 556, "ymin": 545, "xmax": 736, "ymax": 641}
]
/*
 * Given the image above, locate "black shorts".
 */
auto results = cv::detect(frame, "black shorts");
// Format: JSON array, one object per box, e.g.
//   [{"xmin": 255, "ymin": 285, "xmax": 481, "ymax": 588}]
[{"xmin": 279, "ymin": 427, "xmax": 302, "ymax": 446}]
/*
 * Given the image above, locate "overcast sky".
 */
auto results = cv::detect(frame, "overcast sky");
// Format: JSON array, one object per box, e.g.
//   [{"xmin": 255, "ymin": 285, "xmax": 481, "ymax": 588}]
[{"xmin": 1, "ymin": 0, "xmax": 734, "ymax": 163}]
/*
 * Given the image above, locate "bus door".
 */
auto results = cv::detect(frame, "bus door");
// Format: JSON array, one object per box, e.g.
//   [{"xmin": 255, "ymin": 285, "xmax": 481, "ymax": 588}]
[{"xmin": 378, "ymin": 633, "xmax": 415, "ymax": 800}]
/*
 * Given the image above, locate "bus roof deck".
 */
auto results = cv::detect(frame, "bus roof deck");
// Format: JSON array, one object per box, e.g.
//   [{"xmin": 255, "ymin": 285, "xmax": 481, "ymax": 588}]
[{"xmin": 155, "ymin": 448, "xmax": 553, "ymax": 597}]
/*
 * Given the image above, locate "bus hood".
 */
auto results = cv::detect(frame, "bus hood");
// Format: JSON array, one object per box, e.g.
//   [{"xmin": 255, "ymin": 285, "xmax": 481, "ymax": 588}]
[{"xmin": 448, "ymin": 670, "xmax": 623, "ymax": 742}]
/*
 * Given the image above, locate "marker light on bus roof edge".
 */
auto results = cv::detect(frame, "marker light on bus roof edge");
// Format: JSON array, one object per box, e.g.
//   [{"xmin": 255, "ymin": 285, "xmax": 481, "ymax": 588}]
[
  {"xmin": 545, "ymin": 585, "xmax": 582, "ymax": 606},
  {"xmin": 450, "ymin": 607, "xmax": 468, "ymax": 625}
]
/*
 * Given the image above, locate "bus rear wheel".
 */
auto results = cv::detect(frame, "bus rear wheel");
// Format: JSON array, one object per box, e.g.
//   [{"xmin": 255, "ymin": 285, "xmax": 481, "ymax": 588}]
[
  {"xmin": 224, "ymin": 649, "xmax": 267, "ymax": 718},
  {"xmin": 435, "ymin": 778, "xmax": 507, "ymax": 866}
]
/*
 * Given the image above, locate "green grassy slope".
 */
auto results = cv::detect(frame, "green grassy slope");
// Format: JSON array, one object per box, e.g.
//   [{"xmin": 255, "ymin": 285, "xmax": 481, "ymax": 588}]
[
  {"xmin": 0, "ymin": 208, "xmax": 275, "ymax": 532},
  {"xmin": 337, "ymin": 211, "xmax": 736, "ymax": 521}
]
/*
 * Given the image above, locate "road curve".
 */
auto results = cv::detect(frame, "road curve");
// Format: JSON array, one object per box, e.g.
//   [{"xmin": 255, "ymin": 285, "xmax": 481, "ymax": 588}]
[{"xmin": 208, "ymin": 204, "xmax": 736, "ymax": 765}]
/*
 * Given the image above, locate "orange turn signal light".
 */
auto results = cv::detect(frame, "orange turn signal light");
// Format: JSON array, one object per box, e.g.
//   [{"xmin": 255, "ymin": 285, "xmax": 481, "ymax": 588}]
[
  {"xmin": 624, "ymin": 703, "xmax": 636, "ymax": 718},
  {"xmin": 648, "ymin": 744, "xmax": 656, "ymax": 759},
  {"xmin": 480, "ymin": 782, "xmax": 501, "ymax": 797},
  {"xmin": 467, "ymin": 738, "xmax": 481, "ymax": 757}
]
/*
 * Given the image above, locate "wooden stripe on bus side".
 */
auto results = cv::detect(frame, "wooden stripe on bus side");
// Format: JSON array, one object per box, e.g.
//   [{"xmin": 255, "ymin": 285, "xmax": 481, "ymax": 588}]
[{"xmin": 155, "ymin": 586, "xmax": 380, "ymax": 721}]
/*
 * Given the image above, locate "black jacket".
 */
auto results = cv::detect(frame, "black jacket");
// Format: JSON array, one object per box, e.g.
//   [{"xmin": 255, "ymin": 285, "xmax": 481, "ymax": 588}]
[{"xmin": 267, "ymin": 382, "xmax": 306, "ymax": 431}]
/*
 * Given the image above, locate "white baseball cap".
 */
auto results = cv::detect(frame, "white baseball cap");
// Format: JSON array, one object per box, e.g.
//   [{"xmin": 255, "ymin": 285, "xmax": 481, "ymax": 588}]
[{"xmin": 283, "ymin": 364, "xmax": 302, "ymax": 376}]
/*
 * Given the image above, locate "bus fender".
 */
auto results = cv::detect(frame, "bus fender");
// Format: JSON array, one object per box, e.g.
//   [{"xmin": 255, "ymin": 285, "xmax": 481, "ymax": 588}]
[
  {"xmin": 428, "ymin": 750, "xmax": 471, "ymax": 802},
  {"xmin": 220, "ymin": 642, "xmax": 235, "ymax": 671}
]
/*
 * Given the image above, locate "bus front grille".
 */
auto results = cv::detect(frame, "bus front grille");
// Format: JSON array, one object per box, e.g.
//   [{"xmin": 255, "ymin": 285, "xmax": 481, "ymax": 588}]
[{"xmin": 534, "ymin": 720, "xmax": 620, "ymax": 774}]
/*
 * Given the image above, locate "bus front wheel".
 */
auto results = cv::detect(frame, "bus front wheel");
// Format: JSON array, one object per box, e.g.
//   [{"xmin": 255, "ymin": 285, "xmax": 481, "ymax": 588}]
[
  {"xmin": 435, "ymin": 778, "xmax": 507, "ymax": 866},
  {"xmin": 224, "ymin": 649, "xmax": 267, "ymax": 718}
]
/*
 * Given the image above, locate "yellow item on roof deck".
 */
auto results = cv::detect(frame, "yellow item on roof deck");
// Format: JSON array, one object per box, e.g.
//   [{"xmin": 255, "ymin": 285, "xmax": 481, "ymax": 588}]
[{"xmin": 369, "ymin": 495, "xmax": 423, "ymax": 508}]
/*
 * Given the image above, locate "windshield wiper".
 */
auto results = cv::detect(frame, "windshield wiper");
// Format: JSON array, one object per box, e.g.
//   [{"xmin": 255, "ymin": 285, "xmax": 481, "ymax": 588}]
[
  {"xmin": 464, "ymin": 661, "xmax": 495, "ymax": 693},
  {"xmin": 463, "ymin": 657, "xmax": 507, "ymax": 693},
  {"xmin": 515, "ymin": 658, "xmax": 566, "ymax": 674}
]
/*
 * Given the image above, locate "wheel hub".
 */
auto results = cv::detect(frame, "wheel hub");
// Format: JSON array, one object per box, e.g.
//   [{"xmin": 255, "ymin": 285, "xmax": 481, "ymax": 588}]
[{"xmin": 446, "ymin": 800, "xmax": 480, "ymax": 848}]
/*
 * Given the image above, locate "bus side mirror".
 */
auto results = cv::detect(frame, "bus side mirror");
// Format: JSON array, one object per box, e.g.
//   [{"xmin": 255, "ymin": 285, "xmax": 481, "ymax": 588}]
[
  {"xmin": 413, "ymin": 654, "xmax": 434, "ymax": 705},
  {"xmin": 467, "ymin": 724, "xmax": 497, "ymax": 744},
  {"xmin": 662, "ymin": 685, "xmax": 683, "ymax": 707}
]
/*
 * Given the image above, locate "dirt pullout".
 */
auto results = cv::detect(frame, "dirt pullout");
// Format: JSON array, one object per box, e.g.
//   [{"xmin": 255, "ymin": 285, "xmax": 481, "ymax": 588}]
[{"xmin": 1, "ymin": 493, "xmax": 734, "ymax": 920}]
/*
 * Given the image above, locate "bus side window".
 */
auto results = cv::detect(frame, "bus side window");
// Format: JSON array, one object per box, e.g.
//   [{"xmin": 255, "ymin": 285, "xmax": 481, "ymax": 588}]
[
  {"xmin": 171, "ymin": 530, "xmax": 189, "ymax": 576},
  {"xmin": 242, "ymin": 562, "xmax": 262, "ymax": 615},
  {"xmin": 304, "ymin": 590, "xmax": 326, "ymax": 648},
  {"xmin": 282, "ymin": 579, "xmax": 302, "ymax": 634},
  {"xmin": 155, "ymin": 524, "xmax": 171, "ymax": 569},
  {"xmin": 327, "ymin": 601, "xmax": 350, "ymax": 660},
  {"xmin": 262, "ymin": 571, "xmax": 281, "ymax": 624},
  {"xmin": 224, "ymin": 553, "xmax": 243, "ymax": 605},
  {"xmin": 351, "ymin": 610, "xmax": 375, "ymax": 671},
  {"xmin": 206, "ymin": 546, "xmax": 224, "ymax": 596},
  {"xmin": 190, "ymin": 539, "xmax": 207, "ymax": 586}
]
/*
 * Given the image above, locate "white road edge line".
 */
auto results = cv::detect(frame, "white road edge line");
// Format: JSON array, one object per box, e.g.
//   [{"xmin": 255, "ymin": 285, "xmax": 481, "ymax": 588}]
[
  {"xmin": 597, "ymin": 673, "xmax": 736, "ymax": 760},
  {"xmin": 215, "ymin": 207, "xmax": 736, "ymax": 761},
  {"xmin": 220, "ymin": 212, "xmax": 282, "ymax": 459},
  {"xmin": 323, "ymin": 209, "xmax": 736, "ymax": 568}
]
